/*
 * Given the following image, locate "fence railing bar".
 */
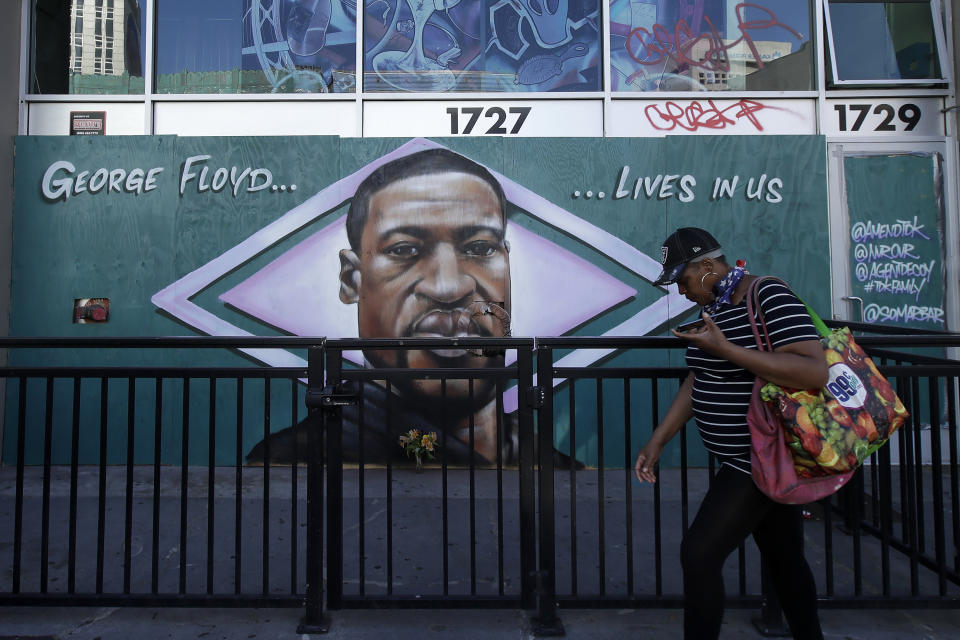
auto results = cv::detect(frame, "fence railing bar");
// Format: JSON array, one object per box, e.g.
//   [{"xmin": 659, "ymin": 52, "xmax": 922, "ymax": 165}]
[
  {"xmin": 947, "ymin": 376, "xmax": 960, "ymax": 576},
  {"xmin": 823, "ymin": 493, "xmax": 835, "ymax": 596},
  {"xmin": 851, "ymin": 477, "xmax": 863, "ymax": 597},
  {"xmin": 441, "ymin": 379, "xmax": 450, "ymax": 598},
  {"xmin": 907, "ymin": 376, "xmax": 922, "ymax": 596},
  {"xmin": 569, "ymin": 379, "xmax": 578, "ymax": 596},
  {"xmin": 385, "ymin": 380, "xmax": 394, "ymax": 597},
  {"xmin": 596, "ymin": 378, "xmax": 606, "ymax": 597},
  {"xmin": 96, "ymin": 377, "xmax": 108, "ymax": 594},
  {"xmin": 152, "ymin": 377, "xmax": 162, "ymax": 595},
  {"xmin": 13, "ymin": 377, "xmax": 26, "ymax": 594},
  {"xmin": 469, "ymin": 379, "xmax": 477, "ymax": 596},
  {"xmin": 123, "ymin": 376, "xmax": 136, "ymax": 594},
  {"xmin": 179, "ymin": 377, "xmax": 190, "ymax": 595},
  {"xmin": 262, "ymin": 376, "xmax": 271, "ymax": 597},
  {"xmin": 913, "ymin": 377, "xmax": 928, "ymax": 557},
  {"xmin": 623, "ymin": 379, "xmax": 634, "ymax": 598},
  {"xmin": 40, "ymin": 376, "xmax": 53, "ymax": 594},
  {"xmin": 928, "ymin": 377, "xmax": 947, "ymax": 595},
  {"xmin": 68, "ymin": 377, "xmax": 80, "ymax": 594},
  {"xmin": 234, "ymin": 377, "xmax": 244, "ymax": 596},
  {"xmin": 495, "ymin": 378, "xmax": 505, "ymax": 598},
  {"xmin": 877, "ymin": 442, "xmax": 892, "ymax": 596},
  {"xmin": 651, "ymin": 376, "xmax": 663, "ymax": 597},
  {"xmin": 289, "ymin": 379, "xmax": 299, "ymax": 596},
  {"xmin": 207, "ymin": 377, "xmax": 217, "ymax": 596},
  {"xmin": 357, "ymin": 380, "xmax": 366, "ymax": 597}
]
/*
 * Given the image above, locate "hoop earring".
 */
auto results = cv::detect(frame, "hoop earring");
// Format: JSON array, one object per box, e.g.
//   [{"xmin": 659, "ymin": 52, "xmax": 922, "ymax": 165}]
[{"xmin": 700, "ymin": 272, "xmax": 719, "ymax": 288}]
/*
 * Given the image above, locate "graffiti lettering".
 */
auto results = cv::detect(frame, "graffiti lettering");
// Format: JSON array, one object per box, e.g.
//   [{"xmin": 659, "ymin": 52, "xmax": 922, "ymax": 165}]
[
  {"xmin": 625, "ymin": 3, "xmax": 803, "ymax": 74},
  {"xmin": 850, "ymin": 217, "xmax": 930, "ymax": 243},
  {"xmin": 645, "ymin": 100, "xmax": 767, "ymax": 132},
  {"xmin": 41, "ymin": 160, "xmax": 164, "ymax": 201},
  {"xmin": 853, "ymin": 242, "xmax": 920, "ymax": 263},
  {"xmin": 863, "ymin": 303, "xmax": 944, "ymax": 325}
]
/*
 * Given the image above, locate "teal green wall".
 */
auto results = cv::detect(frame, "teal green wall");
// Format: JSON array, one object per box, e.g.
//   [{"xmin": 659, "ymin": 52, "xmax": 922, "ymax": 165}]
[{"xmin": 6, "ymin": 135, "xmax": 830, "ymax": 466}]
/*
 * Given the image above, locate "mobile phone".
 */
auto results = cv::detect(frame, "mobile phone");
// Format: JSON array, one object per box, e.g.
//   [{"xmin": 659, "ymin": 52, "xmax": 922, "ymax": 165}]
[{"xmin": 676, "ymin": 318, "xmax": 706, "ymax": 333}]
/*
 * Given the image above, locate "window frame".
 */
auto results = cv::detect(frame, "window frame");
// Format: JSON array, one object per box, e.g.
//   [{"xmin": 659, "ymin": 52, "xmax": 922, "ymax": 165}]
[{"xmin": 823, "ymin": 0, "xmax": 950, "ymax": 86}]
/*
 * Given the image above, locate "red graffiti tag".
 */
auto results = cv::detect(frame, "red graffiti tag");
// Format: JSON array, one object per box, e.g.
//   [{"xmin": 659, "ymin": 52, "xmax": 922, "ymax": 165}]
[
  {"xmin": 625, "ymin": 3, "xmax": 803, "ymax": 74},
  {"xmin": 644, "ymin": 99, "xmax": 768, "ymax": 132}
]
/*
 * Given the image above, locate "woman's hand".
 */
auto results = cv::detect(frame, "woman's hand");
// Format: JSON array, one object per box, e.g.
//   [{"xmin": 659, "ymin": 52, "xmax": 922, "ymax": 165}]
[
  {"xmin": 672, "ymin": 311, "xmax": 727, "ymax": 354},
  {"xmin": 634, "ymin": 439, "xmax": 665, "ymax": 484}
]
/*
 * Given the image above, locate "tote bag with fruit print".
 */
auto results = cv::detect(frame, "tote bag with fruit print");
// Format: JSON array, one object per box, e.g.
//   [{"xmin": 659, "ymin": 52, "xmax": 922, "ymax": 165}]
[{"xmin": 745, "ymin": 277, "xmax": 909, "ymax": 504}]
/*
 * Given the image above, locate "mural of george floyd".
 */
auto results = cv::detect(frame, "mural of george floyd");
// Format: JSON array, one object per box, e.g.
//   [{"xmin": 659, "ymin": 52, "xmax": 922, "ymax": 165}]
[{"xmin": 6, "ymin": 134, "xmax": 829, "ymax": 468}]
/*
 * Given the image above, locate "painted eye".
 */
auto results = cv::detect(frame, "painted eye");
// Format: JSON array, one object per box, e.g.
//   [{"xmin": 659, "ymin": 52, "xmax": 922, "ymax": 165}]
[
  {"xmin": 463, "ymin": 241, "xmax": 497, "ymax": 257},
  {"xmin": 386, "ymin": 243, "xmax": 419, "ymax": 258}
]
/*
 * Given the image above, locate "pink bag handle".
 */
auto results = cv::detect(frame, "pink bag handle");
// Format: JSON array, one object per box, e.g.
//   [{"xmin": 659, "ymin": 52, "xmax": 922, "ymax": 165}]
[{"xmin": 744, "ymin": 276, "xmax": 787, "ymax": 353}]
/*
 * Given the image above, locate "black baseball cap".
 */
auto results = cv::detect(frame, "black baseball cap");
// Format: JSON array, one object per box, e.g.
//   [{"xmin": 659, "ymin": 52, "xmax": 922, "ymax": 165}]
[{"xmin": 653, "ymin": 227, "xmax": 722, "ymax": 286}]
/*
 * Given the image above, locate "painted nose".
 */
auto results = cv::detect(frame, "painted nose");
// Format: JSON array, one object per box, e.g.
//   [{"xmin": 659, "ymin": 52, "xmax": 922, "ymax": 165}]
[{"xmin": 416, "ymin": 244, "xmax": 475, "ymax": 302}]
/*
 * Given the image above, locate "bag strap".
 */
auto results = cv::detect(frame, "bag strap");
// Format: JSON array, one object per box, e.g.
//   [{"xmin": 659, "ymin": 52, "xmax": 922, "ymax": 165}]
[{"xmin": 745, "ymin": 276, "xmax": 780, "ymax": 352}]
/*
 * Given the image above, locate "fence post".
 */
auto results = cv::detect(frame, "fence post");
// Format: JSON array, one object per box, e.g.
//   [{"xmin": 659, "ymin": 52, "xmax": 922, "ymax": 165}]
[
  {"xmin": 517, "ymin": 343, "xmax": 537, "ymax": 610},
  {"xmin": 531, "ymin": 344, "xmax": 564, "ymax": 636},
  {"xmin": 298, "ymin": 344, "xmax": 330, "ymax": 634},
  {"xmin": 325, "ymin": 348, "xmax": 345, "ymax": 610}
]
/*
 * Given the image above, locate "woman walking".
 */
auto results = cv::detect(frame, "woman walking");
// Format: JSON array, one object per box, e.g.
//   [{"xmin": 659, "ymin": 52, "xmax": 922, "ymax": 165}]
[{"xmin": 635, "ymin": 228, "xmax": 826, "ymax": 640}]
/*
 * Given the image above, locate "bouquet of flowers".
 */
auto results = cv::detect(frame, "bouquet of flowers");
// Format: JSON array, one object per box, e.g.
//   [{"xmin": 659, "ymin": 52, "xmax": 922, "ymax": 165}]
[{"xmin": 398, "ymin": 428, "xmax": 438, "ymax": 472}]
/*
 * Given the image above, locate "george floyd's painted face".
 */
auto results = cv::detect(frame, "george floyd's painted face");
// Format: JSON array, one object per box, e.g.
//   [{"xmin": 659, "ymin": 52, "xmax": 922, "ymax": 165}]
[{"xmin": 338, "ymin": 170, "xmax": 511, "ymax": 406}]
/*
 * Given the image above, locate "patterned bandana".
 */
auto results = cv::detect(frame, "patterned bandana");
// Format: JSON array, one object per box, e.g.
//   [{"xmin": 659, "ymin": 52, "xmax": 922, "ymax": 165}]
[{"xmin": 704, "ymin": 263, "xmax": 747, "ymax": 315}]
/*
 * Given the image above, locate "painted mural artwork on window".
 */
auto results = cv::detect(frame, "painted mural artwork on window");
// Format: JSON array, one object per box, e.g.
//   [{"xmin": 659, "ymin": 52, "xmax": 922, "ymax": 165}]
[
  {"xmin": 155, "ymin": 0, "xmax": 357, "ymax": 94},
  {"xmin": 826, "ymin": 1, "xmax": 944, "ymax": 84},
  {"xmin": 362, "ymin": 0, "xmax": 602, "ymax": 92},
  {"xmin": 609, "ymin": 0, "xmax": 813, "ymax": 92},
  {"xmin": 32, "ymin": 0, "xmax": 145, "ymax": 94}
]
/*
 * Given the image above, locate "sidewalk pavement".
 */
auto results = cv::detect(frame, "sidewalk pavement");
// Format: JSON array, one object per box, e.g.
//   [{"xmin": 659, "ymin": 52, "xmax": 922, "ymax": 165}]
[{"xmin": 1, "ymin": 605, "xmax": 959, "ymax": 640}]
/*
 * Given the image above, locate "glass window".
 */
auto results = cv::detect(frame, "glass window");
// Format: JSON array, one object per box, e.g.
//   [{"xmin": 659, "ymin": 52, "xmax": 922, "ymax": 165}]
[
  {"xmin": 156, "ymin": 0, "xmax": 357, "ymax": 94},
  {"xmin": 609, "ymin": 0, "xmax": 813, "ymax": 92},
  {"xmin": 362, "ymin": 0, "xmax": 602, "ymax": 93},
  {"xmin": 31, "ymin": 0, "xmax": 145, "ymax": 94},
  {"xmin": 824, "ymin": 0, "xmax": 946, "ymax": 85}
]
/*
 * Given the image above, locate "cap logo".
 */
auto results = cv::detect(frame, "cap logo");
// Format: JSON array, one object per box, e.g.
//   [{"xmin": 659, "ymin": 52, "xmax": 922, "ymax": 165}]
[
  {"xmin": 692, "ymin": 245, "xmax": 701, "ymax": 252},
  {"xmin": 660, "ymin": 247, "xmax": 668, "ymax": 264}
]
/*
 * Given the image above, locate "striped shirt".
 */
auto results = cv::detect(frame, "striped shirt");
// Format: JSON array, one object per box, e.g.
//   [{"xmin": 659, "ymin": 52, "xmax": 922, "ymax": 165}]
[{"xmin": 686, "ymin": 279, "xmax": 820, "ymax": 475}]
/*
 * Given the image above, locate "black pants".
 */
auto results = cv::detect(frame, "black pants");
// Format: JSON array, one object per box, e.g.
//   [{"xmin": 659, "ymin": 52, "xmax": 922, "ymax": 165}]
[{"xmin": 681, "ymin": 465, "xmax": 824, "ymax": 640}]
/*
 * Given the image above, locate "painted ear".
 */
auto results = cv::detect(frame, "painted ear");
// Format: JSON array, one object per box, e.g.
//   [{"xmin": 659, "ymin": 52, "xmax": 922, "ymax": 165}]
[{"xmin": 338, "ymin": 249, "xmax": 362, "ymax": 304}]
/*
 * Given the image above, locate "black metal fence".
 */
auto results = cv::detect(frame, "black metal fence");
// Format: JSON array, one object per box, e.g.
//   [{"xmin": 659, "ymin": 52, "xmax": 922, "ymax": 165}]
[{"xmin": 1, "ymin": 334, "xmax": 959, "ymax": 633}]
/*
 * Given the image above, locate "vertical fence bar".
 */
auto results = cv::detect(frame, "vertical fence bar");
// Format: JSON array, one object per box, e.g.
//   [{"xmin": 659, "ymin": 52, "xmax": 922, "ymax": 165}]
[
  {"xmin": 928, "ymin": 376, "xmax": 947, "ymax": 594},
  {"xmin": 623, "ymin": 378, "xmax": 634, "ymax": 598},
  {"xmin": 96, "ymin": 377, "xmax": 108, "ymax": 594},
  {"xmin": 651, "ymin": 377, "xmax": 663, "ymax": 596},
  {"xmin": 386, "ymin": 381, "xmax": 394, "ymax": 597},
  {"xmin": 124, "ymin": 377, "xmax": 136, "ymax": 594},
  {"xmin": 326, "ymin": 348, "xmax": 344, "ymax": 610},
  {"xmin": 152, "ymin": 377, "xmax": 162, "ymax": 595},
  {"xmin": 290, "ymin": 378, "xmax": 300, "ymax": 596},
  {"xmin": 13, "ymin": 377, "xmax": 26, "ymax": 594},
  {"xmin": 947, "ymin": 376, "xmax": 960, "ymax": 576},
  {"xmin": 823, "ymin": 493, "xmax": 835, "ymax": 596},
  {"xmin": 40, "ymin": 376, "xmax": 53, "ymax": 594},
  {"xmin": 299, "ymin": 344, "xmax": 328, "ymax": 633},
  {"xmin": 179, "ymin": 377, "xmax": 190, "ymax": 595},
  {"xmin": 911, "ymin": 377, "xmax": 925, "ymax": 558},
  {"xmin": 517, "ymin": 345, "xmax": 536, "ymax": 609},
  {"xmin": 262, "ymin": 377, "xmax": 271, "ymax": 596},
  {"xmin": 357, "ymin": 380, "xmax": 366, "ymax": 596},
  {"xmin": 568, "ymin": 378, "xmax": 578, "ymax": 596},
  {"xmin": 68, "ymin": 377, "xmax": 80, "ymax": 594},
  {"xmin": 905, "ymin": 377, "xmax": 921, "ymax": 595},
  {"xmin": 878, "ymin": 442, "xmax": 892, "ymax": 596},
  {"xmin": 234, "ymin": 377, "xmax": 244, "ymax": 595},
  {"xmin": 441, "ymin": 378, "xmax": 450, "ymax": 597},
  {"xmin": 533, "ymin": 344, "xmax": 562, "ymax": 634},
  {"xmin": 207, "ymin": 377, "xmax": 217, "ymax": 595},
  {"xmin": 495, "ymin": 378, "xmax": 506, "ymax": 597},
  {"xmin": 596, "ymin": 378, "xmax": 606, "ymax": 597},
  {"xmin": 469, "ymin": 379, "xmax": 477, "ymax": 596}
]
